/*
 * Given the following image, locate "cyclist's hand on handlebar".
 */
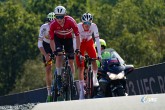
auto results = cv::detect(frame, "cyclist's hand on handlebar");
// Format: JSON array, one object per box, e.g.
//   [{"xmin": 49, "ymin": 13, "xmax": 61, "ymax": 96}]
[
  {"xmin": 53, "ymin": 51, "xmax": 58, "ymax": 56},
  {"xmin": 78, "ymin": 55, "xmax": 84, "ymax": 65},
  {"xmin": 79, "ymin": 55, "xmax": 85, "ymax": 60},
  {"xmin": 51, "ymin": 51, "xmax": 58, "ymax": 59}
]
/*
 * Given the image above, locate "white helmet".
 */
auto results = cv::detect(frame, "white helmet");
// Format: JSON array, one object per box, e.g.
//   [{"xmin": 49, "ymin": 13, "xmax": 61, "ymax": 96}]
[
  {"xmin": 54, "ymin": 6, "xmax": 66, "ymax": 15},
  {"xmin": 81, "ymin": 13, "xmax": 93, "ymax": 22}
]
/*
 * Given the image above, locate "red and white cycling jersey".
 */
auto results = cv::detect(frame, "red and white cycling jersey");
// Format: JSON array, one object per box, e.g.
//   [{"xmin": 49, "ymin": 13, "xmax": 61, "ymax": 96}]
[
  {"xmin": 75, "ymin": 22, "xmax": 101, "ymax": 67},
  {"xmin": 77, "ymin": 22, "xmax": 99, "ymax": 42},
  {"xmin": 75, "ymin": 22, "xmax": 101, "ymax": 55},
  {"xmin": 49, "ymin": 16, "xmax": 79, "ymax": 40}
]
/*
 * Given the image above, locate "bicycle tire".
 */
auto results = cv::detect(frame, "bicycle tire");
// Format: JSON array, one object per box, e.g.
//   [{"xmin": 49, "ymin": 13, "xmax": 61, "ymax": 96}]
[
  {"xmin": 51, "ymin": 71, "xmax": 58, "ymax": 102},
  {"xmin": 64, "ymin": 66, "xmax": 74, "ymax": 101},
  {"xmin": 69, "ymin": 67, "xmax": 74, "ymax": 100},
  {"xmin": 86, "ymin": 71, "xmax": 94, "ymax": 99}
]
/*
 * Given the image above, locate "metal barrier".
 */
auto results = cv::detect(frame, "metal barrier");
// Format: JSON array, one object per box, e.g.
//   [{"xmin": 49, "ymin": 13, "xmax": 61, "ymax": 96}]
[
  {"xmin": 0, "ymin": 88, "xmax": 47, "ymax": 105},
  {"xmin": 0, "ymin": 82, "xmax": 79, "ymax": 106},
  {"xmin": 126, "ymin": 62, "xmax": 165, "ymax": 95}
]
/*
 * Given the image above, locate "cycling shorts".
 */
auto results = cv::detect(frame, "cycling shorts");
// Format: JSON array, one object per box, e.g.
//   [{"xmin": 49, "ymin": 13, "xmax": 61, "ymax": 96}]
[
  {"xmin": 76, "ymin": 39, "xmax": 97, "ymax": 67},
  {"xmin": 54, "ymin": 35, "xmax": 74, "ymax": 59},
  {"xmin": 42, "ymin": 41, "xmax": 52, "ymax": 65}
]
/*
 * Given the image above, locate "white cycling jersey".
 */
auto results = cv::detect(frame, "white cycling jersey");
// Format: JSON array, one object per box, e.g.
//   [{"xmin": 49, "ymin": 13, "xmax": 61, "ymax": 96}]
[{"xmin": 38, "ymin": 23, "xmax": 50, "ymax": 48}]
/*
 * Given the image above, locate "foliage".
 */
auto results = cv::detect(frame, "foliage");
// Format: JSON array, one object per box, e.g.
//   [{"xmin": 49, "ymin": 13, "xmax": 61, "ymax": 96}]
[
  {"xmin": 111, "ymin": 29, "xmax": 163, "ymax": 67},
  {"xmin": 0, "ymin": 1, "xmax": 41, "ymax": 95},
  {"xmin": 10, "ymin": 57, "xmax": 45, "ymax": 94},
  {"xmin": 25, "ymin": 0, "xmax": 75, "ymax": 22}
]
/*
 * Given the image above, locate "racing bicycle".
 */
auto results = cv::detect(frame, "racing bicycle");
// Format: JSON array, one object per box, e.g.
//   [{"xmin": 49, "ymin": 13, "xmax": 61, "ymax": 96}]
[
  {"xmin": 83, "ymin": 55, "xmax": 98, "ymax": 99},
  {"xmin": 51, "ymin": 50, "xmax": 75, "ymax": 101}
]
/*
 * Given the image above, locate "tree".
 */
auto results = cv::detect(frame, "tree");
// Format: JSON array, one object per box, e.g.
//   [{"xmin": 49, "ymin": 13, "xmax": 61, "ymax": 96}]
[
  {"xmin": 25, "ymin": 0, "xmax": 68, "ymax": 22},
  {"xmin": 10, "ymin": 57, "xmax": 46, "ymax": 94},
  {"xmin": 0, "ymin": 1, "xmax": 41, "ymax": 95},
  {"xmin": 111, "ymin": 29, "xmax": 163, "ymax": 67}
]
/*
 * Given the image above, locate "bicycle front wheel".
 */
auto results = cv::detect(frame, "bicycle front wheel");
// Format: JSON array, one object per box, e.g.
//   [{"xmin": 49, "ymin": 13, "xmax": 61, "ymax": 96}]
[
  {"xmin": 86, "ymin": 71, "xmax": 94, "ymax": 99},
  {"xmin": 51, "ymin": 71, "xmax": 58, "ymax": 102},
  {"xmin": 64, "ymin": 66, "xmax": 74, "ymax": 101}
]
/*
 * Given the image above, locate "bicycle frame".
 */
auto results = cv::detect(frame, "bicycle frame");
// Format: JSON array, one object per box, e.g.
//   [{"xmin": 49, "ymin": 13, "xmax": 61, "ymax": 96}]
[
  {"xmin": 51, "ymin": 51, "xmax": 74, "ymax": 101},
  {"xmin": 61, "ymin": 53, "xmax": 74, "ymax": 101}
]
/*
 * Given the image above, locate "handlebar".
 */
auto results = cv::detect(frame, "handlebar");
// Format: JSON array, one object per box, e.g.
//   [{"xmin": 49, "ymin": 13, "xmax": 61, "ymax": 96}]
[
  {"xmin": 84, "ymin": 55, "xmax": 98, "ymax": 61},
  {"xmin": 78, "ymin": 54, "xmax": 99, "ymax": 66}
]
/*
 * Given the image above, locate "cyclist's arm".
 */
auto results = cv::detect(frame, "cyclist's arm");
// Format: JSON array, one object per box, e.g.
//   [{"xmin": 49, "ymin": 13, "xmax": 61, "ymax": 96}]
[
  {"xmin": 50, "ymin": 39, "xmax": 56, "ymax": 52},
  {"xmin": 75, "ymin": 35, "xmax": 80, "ymax": 50},
  {"xmin": 38, "ymin": 45, "xmax": 47, "ymax": 57},
  {"xmin": 95, "ymin": 37, "xmax": 101, "ymax": 56},
  {"xmin": 38, "ymin": 25, "xmax": 47, "ymax": 57},
  {"xmin": 72, "ymin": 36, "xmax": 76, "ymax": 51},
  {"xmin": 70, "ymin": 18, "xmax": 80, "ymax": 50},
  {"xmin": 93, "ymin": 24, "xmax": 101, "ymax": 56},
  {"xmin": 49, "ymin": 21, "xmax": 55, "ymax": 40},
  {"xmin": 49, "ymin": 21, "xmax": 56, "ymax": 52}
]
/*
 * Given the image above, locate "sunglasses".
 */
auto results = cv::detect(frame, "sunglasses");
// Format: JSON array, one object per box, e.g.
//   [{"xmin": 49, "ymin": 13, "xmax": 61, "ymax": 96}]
[
  {"xmin": 56, "ymin": 16, "xmax": 64, "ymax": 19},
  {"xmin": 83, "ymin": 21, "xmax": 91, "ymax": 25}
]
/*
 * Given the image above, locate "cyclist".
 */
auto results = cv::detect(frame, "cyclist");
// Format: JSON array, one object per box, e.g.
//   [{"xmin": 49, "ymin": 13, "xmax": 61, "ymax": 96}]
[
  {"xmin": 75, "ymin": 13, "xmax": 102, "ymax": 99},
  {"xmin": 49, "ymin": 6, "xmax": 80, "ymax": 91},
  {"xmin": 38, "ymin": 12, "xmax": 55, "ymax": 102}
]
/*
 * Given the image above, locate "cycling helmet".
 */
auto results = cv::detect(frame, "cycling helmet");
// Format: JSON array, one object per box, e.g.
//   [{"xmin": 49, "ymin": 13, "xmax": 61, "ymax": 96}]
[
  {"xmin": 81, "ymin": 13, "xmax": 93, "ymax": 22},
  {"xmin": 54, "ymin": 6, "xmax": 66, "ymax": 15},
  {"xmin": 95, "ymin": 39, "xmax": 107, "ymax": 49},
  {"xmin": 100, "ymin": 39, "xmax": 106, "ymax": 48},
  {"xmin": 47, "ymin": 12, "xmax": 55, "ymax": 22}
]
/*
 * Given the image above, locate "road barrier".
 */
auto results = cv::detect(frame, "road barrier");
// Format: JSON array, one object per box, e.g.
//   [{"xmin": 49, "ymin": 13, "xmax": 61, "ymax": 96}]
[{"xmin": 126, "ymin": 62, "xmax": 165, "ymax": 95}]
